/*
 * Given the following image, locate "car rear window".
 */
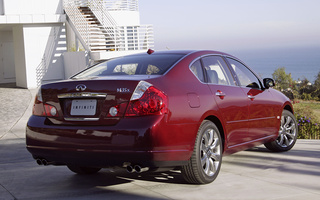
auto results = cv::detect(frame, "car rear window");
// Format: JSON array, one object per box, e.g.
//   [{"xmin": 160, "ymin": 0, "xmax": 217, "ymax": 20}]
[{"xmin": 73, "ymin": 54, "xmax": 184, "ymax": 78}]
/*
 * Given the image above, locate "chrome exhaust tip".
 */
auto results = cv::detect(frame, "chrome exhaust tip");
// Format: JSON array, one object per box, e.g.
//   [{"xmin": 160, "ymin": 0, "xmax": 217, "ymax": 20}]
[
  {"xmin": 126, "ymin": 165, "xmax": 135, "ymax": 173},
  {"xmin": 42, "ymin": 159, "xmax": 49, "ymax": 166},
  {"xmin": 134, "ymin": 165, "xmax": 149, "ymax": 173},
  {"xmin": 36, "ymin": 159, "xmax": 43, "ymax": 165},
  {"xmin": 37, "ymin": 159, "xmax": 52, "ymax": 166}
]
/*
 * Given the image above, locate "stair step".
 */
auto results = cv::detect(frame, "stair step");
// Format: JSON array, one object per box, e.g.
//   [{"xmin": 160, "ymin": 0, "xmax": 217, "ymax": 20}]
[
  {"xmin": 83, "ymin": 16, "xmax": 96, "ymax": 19},
  {"xmin": 84, "ymin": 16, "xmax": 96, "ymax": 20},
  {"xmin": 90, "ymin": 40, "xmax": 109, "ymax": 43},
  {"xmin": 90, "ymin": 44, "xmax": 111, "ymax": 47},
  {"xmin": 90, "ymin": 33, "xmax": 108, "ymax": 37},
  {"xmin": 78, "ymin": 7, "xmax": 91, "ymax": 11},
  {"xmin": 90, "ymin": 32, "xmax": 109, "ymax": 35},
  {"xmin": 89, "ymin": 41, "xmax": 108, "ymax": 43},
  {"xmin": 90, "ymin": 32, "xmax": 110, "ymax": 35},
  {"xmin": 91, "ymin": 37, "xmax": 114, "ymax": 40},
  {"xmin": 90, "ymin": 37, "xmax": 110, "ymax": 40},
  {"xmin": 90, "ymin": 34, "xmax": 110, "ymax": 37},
  {"xmin": 89, "ymin": 25, "xmax": 108, "ymax": 29},
  {"xmin": 90, "ymin": 39, "xmax": 109, "ymax": 42},
  {"xmin": 88, "ymin": 24, "xmax": 101, "ymax": 28},
  {"xmin": 91, "ymin": 47, "xmax": 115, "ymax": 50},
  {"xmin": 79, "ymin": 8, "xmax": 91, "ymax": 11},
  {"xmin": 88, "ymin": 26, "xmax": 101, "ymax": 29},
  {"xmin": 80, "ymin": 12, "xmax": 94, "ymax": 16},
  {"xmin": 91, "ymin": 49, "xmax": 114, "ymax": 51},
  {"xmin": 89, "ymin": 29, "xmax": 103, "ymax": 32},
  {"xmin": 89, "ymin": 22, "xmax": 100, "ymax": 25},
  {"xmin": 81, "ymin": 11, "xmax": 93, "ymax": 16},
  {"xmin": 81, "ymin": 12, "xmax": 93, "ymax": 15},
  {"xmin": 90, "ymin": 38, "xmax": 111, "ymax": 41}
]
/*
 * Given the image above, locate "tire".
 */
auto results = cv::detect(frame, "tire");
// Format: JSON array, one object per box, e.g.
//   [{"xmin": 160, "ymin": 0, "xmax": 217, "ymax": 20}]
[
  {"xmin": 67, "ymin": 165, "xmax": 101, "ymax": 175},
  {"xmin": 181, "ymin": 120, "xmax": 223, "ymax": 184},
  {"xmin": 264, "ymin": 110, "xmax": 298, "ymax": 152}
]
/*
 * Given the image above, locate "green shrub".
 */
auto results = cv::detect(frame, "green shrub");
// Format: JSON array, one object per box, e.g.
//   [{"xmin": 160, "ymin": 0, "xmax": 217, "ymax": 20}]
[
  {"xmin": 301, "ymin": 93, "xmax": 313, "ymax": 100},
  {"xmin": 294, "ymin": 105, "xmax": 320, "ymax": 139}
]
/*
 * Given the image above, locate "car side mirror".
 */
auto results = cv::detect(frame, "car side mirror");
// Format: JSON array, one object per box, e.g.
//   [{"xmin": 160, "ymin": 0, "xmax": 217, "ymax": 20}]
[
  {"xmin": 263, "ymin": 78, "xmax": 275, "ymax": 89},
  {"xmin": 247, "ymin": 82, "xmax": 260, "ymax": 89}
]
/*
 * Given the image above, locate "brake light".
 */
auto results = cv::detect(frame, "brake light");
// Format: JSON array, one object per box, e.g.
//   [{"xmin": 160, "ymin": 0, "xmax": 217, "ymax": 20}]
[
  {"xmin": 125, "ymin": 81, "xmax": 167, "ymax": 117},
  {"xmin": 32, "ymin": 88, "xmax": 59, "ymax": 117}
]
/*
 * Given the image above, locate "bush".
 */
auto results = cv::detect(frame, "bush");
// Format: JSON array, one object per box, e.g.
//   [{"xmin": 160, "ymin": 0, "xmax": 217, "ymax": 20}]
[
  {"xmin": 294, "ymin": 105, "xmax": 320, "ymax": 139},
  {"xmin": 272, "ymin": 68, "xmax": 320, "ymax": 101},
  {"xmin": 301, "ymin": 93, "xmax": 312, "ymax": 101}
]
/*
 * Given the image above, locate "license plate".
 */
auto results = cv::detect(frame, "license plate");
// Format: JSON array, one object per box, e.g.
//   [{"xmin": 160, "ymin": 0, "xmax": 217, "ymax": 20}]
[{"xmin": 70, "ymin": 99, "xmax": 97, "ymax": 116}]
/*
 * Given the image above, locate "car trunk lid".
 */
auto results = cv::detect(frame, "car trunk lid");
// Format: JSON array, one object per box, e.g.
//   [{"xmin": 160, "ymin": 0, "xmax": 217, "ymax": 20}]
[{"xmin": 40, "ymin": 77, "xmax": 143, "ymax": 126}]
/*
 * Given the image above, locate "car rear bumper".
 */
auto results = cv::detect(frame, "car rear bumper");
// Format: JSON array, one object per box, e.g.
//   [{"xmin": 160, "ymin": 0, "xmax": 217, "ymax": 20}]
[
  {"xmin": 26, "ymin": 146, "xmax": 188, "ymax": 168},
  {"xmin": 26, "ymin": 115, "xmax": 193, "ymax": 168}
]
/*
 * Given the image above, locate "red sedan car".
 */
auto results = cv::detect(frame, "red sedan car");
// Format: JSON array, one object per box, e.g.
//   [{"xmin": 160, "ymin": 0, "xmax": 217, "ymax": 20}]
[{"xmin": 26, "ymin": 50, "xmax": 298, "ymax": 184}]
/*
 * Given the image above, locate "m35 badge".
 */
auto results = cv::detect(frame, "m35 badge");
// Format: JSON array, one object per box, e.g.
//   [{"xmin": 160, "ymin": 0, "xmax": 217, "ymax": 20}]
[{"xmin": 117, "ymin": 88, "xmax": 130, "ymax": 93}]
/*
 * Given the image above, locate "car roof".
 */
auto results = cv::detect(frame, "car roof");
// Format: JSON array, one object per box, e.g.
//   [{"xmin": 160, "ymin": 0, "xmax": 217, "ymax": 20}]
[{"xmin": 132, "ymin": 50, "xmax": 232, "ymax": 57}]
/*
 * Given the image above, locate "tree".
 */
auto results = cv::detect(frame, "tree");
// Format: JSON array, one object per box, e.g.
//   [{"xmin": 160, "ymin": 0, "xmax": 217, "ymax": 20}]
[
  {"xmin": 272, "ymin": 67, "xmax": 293, "ymax": 91},
  {"xmin": 297, "ymin": 78, "xmax": 313, "ymax": 100},
  {"xmin": 314, "ymin": 71, "xmax": 320, "ymax": 88},
  {"xmin": 311, "ymin": 71, "xmax": 320, "ymax": 100}
]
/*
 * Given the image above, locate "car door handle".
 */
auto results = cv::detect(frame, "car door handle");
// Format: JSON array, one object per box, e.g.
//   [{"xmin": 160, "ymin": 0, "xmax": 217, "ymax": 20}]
[
  {"xmin": 216, "ymin": 90, "xmax": 226, "ymax": 100},
  {"xmin": 248, "ymin": 95, "xmax": 255, "ymax": 101}
]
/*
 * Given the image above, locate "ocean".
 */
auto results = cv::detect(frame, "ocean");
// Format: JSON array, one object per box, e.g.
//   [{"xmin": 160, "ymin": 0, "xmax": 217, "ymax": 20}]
[{"xmin": 230, "ymin": 46, "xmax": 320, "ymax": 83}]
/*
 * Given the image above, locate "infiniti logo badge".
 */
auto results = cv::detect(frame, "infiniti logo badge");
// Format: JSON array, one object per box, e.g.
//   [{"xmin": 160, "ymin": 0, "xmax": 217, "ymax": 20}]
[{"xmin": 75, "ymin": 84, "xmax": 87, "ymax": 91}]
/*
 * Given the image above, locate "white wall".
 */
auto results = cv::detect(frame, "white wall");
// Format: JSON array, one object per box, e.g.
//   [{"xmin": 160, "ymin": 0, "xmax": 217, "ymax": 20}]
[
  {"xmin": 3, "ymin": 0, "xmax": 63, "ymax": 15},
  {"xmin": 12, "ymin": 25, "xmax": 66, "ymax": 88},
  {"xmin": 13, "ymin": 25, "xmax": 27, "ymax": 88},
  {"xmin": 24, "ymin": 27, "xmax": 51, "ymax": 88},
  {"xmin": 0, "ymin": 31, "xmax": 15, "ymax": 83},
  {"xmin": 0, "ymin": 31, "xmax": 12, "ymax": 41},
  {"xmin": 63, "ymin": 51, "xmax": 90, "ymax": 79}
]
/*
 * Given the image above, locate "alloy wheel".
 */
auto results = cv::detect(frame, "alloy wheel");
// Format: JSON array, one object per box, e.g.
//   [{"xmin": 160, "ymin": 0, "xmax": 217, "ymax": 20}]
[
  {"xmin": 200, "ymin": 128, "xmax": 221, "ymax": 177},
  {"xmin": 276, "ymin": 114, "xmax": 297, "ymax": 148}
]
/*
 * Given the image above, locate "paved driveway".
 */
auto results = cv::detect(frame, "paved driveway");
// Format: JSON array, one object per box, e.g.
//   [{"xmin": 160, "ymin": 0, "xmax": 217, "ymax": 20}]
[{"xmin": 1, "ymin": 85, "xmax": 320, "ymax": 200}]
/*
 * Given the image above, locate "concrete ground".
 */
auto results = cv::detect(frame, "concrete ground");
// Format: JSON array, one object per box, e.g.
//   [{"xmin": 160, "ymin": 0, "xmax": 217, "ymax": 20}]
[{"xmin": 0, "ymin": 84, "xmax": 320, "ymax": 200}]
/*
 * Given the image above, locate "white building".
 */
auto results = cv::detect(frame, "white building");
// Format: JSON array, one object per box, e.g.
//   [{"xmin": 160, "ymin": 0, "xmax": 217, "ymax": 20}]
[{"xmin": 0, "ymin": 0, "xmax": 153, "ymax": 88}]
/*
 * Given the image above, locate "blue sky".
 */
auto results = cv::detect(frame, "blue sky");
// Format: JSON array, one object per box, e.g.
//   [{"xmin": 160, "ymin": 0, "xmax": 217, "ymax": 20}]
[{"xmin": 139, "ymin": 0, "xmax": 320, "ymax": 51}]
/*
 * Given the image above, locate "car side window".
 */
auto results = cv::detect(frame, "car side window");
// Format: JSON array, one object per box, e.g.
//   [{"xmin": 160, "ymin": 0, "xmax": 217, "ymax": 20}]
[
  {"xmin": 146, "ymin": 65, "xmax": 160, "ymax": 75},
  {"xmin": 113, "ymin": 64, "xmax": 138, "ymax": 75},
  {"xmin": 226, "ymin": 58, "xmax": 261, "ymax": 89},
  {"xmin": 190, "ymin": 60, "xmax": 205, "ymax": 82},
  {"xmin": 201, "ymin": 56, "xmax": 235, "ymax": 85}
]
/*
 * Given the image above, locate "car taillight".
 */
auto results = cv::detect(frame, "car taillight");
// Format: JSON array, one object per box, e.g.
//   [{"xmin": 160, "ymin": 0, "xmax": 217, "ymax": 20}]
[
  {"xmin": 32, "ymin": 88, "xmax": 59, "ymax": 117},
  {"xmin": 125, "ymin": 81, "xmax": 167, "ymax": 117},
  {"xmin": 107, "ymin": 102, "xmax": 128, "ymax": 117}
]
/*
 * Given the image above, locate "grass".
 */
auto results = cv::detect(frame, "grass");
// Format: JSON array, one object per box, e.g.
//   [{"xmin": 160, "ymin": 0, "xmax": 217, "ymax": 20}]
[
  {"xmin": 293, "ymin": 100, "xmax": 320, "ymax": 121},
  {"xmin": 293, "ymin": 100, "xmax": 320, "ymax": 139}
]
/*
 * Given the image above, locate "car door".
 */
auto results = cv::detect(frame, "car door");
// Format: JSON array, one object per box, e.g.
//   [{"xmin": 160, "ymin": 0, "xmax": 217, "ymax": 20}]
[
  {"xmin": 225, "ymin": 58, "xmax": 278, "ymax": 141},
  {"xmin": 200, "ymin": 56, "xmax": 250, "ymax": 148}
]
